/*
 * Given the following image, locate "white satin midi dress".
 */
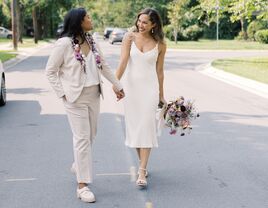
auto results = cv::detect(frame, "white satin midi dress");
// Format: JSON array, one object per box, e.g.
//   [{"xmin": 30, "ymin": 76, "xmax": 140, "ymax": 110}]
[{"xmin": 123, "ymin": 41, "xmax": 159, "ymax": 148}]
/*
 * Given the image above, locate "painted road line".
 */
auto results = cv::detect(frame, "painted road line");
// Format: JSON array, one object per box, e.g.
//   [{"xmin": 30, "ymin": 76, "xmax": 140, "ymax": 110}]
[
  {"xmin": 5, "ymin": 178, "xmax": 37, "ymax": 182},
  {"xmin": 96, "ymin": 172, "xmax": 130, "ymax": 176}
]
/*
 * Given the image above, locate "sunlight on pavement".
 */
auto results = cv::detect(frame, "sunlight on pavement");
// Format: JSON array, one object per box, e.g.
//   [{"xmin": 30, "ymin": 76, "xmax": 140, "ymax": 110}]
[{"xmin": 146, "ymin": 202, "xmax": 153, "ymax": 208}]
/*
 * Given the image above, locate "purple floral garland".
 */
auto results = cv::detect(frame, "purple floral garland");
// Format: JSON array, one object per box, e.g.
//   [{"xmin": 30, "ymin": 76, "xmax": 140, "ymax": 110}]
[{"xmin": 71, "ymin": 33, "xmax": 102, "ymax": 73}]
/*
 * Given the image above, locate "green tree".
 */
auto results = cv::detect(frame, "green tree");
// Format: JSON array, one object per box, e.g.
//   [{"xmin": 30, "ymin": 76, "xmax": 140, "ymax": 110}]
[
  {"xmin": 228, "ymin": 0, "xmax": 268, "ymax": 39},
  {"xmin": 0, "ymin": 0, "xmax": 11, "ymax": 28},
  {"xmin": 19, "ymin": 0, "xmax": 75, "ymax": 41},
  {"xmin": 167, "ymin": 0, "xmax": 189, "ymax": 43},
  {"xmin": 229, "ymin": 0, "xmax": 250, "ymax": 39},
  {"xmin": 253, "ymin": 0, "xmax": 268, "ymax": 21}
]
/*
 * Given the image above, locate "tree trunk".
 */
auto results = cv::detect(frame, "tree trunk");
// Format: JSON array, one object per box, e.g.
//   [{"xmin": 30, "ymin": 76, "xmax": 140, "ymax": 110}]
[
  {"xmin": 240, "ymin": 18, "xmax": 244, "ymax": 33},
  {"xmin": 11, "ymin": 0, "xmax": 18, "ymax": 50},
  {"xmin": 16, "ymin": 0, "xmax": 23, "ymax": 43},
  {"xmin": 32, "ymin": 6, "xmax": 38, "ymax": 44},
  {"xmin": 240, "ymin": 18, "xmax": 248, "ymax": 40},
  {"xmin": 173, "ymin": 28, "xmax": 178, "ymax": 44}
]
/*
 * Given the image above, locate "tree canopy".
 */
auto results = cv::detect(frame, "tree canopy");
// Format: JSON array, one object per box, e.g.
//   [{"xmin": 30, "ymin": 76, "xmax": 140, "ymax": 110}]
[{"xmin": 0, "ymin": 0, "xmax": 267, "ymax": 41}]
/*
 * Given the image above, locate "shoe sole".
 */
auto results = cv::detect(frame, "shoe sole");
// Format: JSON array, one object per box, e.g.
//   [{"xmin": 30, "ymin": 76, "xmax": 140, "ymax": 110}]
[
  {"xmin": 136, "ymin": 183, "xmax": 147, "ymax": 189},
  {"xmin": 77, "ymin": 194, "xmax": 96, "ymax": 203}
]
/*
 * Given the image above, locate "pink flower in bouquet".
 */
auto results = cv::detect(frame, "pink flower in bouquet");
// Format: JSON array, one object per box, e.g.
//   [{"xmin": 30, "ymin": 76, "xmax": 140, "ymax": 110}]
[
  {"xmin": 170, "ymin": 129, "xmax": 177, "ymax": 135},
  {"xmin": 163, "ymin": 96, "xmax": 199, "ymax": 136}
]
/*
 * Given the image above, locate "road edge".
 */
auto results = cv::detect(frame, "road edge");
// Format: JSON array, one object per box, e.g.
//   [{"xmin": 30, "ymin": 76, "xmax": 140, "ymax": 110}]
[
  {"xmin": 3, "ymin": 42, "xmax": 54, "ymax": 70},
  {"xmin": 199, "ymin": 63, "xmax": 268, "ymax": 99}
]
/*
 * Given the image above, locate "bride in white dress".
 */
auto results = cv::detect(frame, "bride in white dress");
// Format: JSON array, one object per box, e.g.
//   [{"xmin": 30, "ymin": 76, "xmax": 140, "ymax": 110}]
[{"xmin": 114, "ymin": 8, "xmax": 167, "ymax": 188}]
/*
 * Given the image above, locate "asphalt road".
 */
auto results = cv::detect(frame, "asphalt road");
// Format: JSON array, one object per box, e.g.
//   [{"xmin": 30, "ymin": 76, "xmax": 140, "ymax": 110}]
[{"xmin": 0, "ymin": 40, "xmax": 268, "ymax": 208}]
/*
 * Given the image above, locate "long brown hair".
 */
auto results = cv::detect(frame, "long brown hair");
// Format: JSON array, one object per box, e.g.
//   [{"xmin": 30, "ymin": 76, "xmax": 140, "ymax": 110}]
[{"xmin": 135, "ymin": 8, "xmax": 164, "ymax": 43}]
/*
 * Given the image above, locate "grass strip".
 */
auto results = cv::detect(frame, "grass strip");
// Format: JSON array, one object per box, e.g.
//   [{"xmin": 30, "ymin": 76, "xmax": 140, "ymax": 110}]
[
  {"xmin": 212, "ymin": 57, "xmax": 268, "ymax": 84},
  {"xmin": 167, "ymin": 39, "xmax": 268, "ymax": 50},
  {"xmin": 0, "ymin": 50, "xmax": 17, "ymax": 62}
]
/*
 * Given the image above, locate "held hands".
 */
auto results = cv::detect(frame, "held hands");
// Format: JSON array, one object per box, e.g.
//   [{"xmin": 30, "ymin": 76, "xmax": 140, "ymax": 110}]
[{"xmin": 113, "ymin": 86, "xmax": 125, "ymax": 101}]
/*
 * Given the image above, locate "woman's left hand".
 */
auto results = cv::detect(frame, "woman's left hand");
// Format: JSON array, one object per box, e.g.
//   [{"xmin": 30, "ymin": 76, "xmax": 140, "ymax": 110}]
[{"xmin": 159, "ymin": 97, "xmax": 167, "ymax": 108}]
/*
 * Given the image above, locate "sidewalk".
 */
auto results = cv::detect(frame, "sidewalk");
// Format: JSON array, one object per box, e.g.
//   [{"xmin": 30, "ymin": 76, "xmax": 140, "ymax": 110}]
[
  {"xmin": 0, "ymin": 41, "xmax": 53, "ymax": 70},
  {"xmin": 200, "ymin": 63, "xmax": 268, "ymax": 99}
]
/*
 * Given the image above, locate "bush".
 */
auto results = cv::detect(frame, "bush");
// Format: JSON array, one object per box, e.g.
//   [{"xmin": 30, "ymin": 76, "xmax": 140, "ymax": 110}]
[
  {"xmin": 247, "ymin": 21, "xmax": 267, "ymax": 41},
  {"xmin": 163, "ymin": 25, "xmax": 184, "ymax": 41},
  {"xmin": 163, "ymin": 25, "xmax": 174, "ymax": 40},
  {"xmin": 235, "ymin": 31, "xmax": 248, "ymax": 40},
  {"xmin": 255, "ymin": 29, "xmax": 268, "ymax": 44},
  {"xmin": 183, "ymin": 25, "xmax": 203, "ymax": 41}
]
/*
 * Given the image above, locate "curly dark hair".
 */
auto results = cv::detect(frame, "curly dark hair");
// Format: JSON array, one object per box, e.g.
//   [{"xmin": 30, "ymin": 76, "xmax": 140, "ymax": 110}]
[{"xmin": 135, "ymin": 8, "xmax": 164, "ymax": 43}]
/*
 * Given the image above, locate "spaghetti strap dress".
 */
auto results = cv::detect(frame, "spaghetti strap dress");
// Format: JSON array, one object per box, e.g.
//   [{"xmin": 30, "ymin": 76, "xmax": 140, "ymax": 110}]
[{"xmin": 123, "ymin": 41, "xmax": 159, "ymax": 148}]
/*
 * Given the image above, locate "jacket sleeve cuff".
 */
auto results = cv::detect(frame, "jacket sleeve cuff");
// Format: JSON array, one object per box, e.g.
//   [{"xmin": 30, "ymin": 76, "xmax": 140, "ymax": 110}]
[{"xmin": 114, "ymin": 81, "xmax": 123, "ymax": 91}]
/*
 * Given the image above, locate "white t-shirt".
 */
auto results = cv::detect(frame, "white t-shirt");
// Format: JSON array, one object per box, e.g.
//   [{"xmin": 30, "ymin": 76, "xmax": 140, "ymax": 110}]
[{"xmin": 84, "ymin": 52, "xmax": 100, "ymax": 87}]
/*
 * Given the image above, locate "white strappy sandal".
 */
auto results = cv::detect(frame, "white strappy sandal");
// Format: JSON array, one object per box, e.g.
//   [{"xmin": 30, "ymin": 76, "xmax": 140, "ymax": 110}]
[
  {"xmin": 137, "ymin": 170, "xmax": 149, "ymax": 177},
  {"xmin": 136, "ymin": 168, "xmax": 148, "ymax": 188}
]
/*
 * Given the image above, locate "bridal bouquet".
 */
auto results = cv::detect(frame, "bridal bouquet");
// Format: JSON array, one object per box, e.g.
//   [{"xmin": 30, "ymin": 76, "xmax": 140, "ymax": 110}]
[{"xmin": 160, "ymin": 96, "xmax": 199, "ymax": 136}]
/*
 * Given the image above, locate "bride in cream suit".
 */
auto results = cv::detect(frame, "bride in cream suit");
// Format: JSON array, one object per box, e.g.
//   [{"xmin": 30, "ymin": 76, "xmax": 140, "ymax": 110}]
[{"xmin": 46, "ymin": 8, "xmax": 124, "ymax": 203}]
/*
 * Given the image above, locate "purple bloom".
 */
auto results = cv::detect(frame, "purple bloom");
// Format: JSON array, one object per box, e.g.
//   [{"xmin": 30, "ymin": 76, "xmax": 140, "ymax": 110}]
[{"xmin": 163, "ymin": 97, "xmax": 199, "ymax": 136}]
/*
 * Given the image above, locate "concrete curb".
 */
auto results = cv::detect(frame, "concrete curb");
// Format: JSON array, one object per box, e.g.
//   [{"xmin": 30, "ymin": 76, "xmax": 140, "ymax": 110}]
[
  {"xmin": 199, "ymin": 63, "xmax": 268, "ymax": 99},
  {"xmin": 2, "ymin": 42, "xmax": 54, "ymax": 70}
]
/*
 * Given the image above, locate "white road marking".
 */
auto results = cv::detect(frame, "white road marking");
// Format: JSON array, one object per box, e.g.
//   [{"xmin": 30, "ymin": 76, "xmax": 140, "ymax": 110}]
[
  {"xmin": 96, "ymin": 166, "xmax": 137, "ymax": 183},
  {"xmin": 96, "ymin": 172, "xmax": 130, "ymax": 176},
  {"xmin": 5, "ymin": 178, "xmax": 37, "ymax": 182}
]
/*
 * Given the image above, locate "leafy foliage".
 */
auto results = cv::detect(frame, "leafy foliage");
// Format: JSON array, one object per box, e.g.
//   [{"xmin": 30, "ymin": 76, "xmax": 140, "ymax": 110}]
[
  {"xmin": 247, "ymin": 20, "xmax": 267, "ymax": 40},
  {"xmin": 255, "ymin": 29, "xmax": 268, "ymax": 43},
  {"xmin": 1, "ymin": 0, "xmax": 268, "ymax": 42}
]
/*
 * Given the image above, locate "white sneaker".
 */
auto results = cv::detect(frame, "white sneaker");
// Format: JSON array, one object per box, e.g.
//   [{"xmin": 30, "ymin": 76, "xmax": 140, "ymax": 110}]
[{"xmin": 77, "ymin": 187, "xmax": 96, "ymax": 203}]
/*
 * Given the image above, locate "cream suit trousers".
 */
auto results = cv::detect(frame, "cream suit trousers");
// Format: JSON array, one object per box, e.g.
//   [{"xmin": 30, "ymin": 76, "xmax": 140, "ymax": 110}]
[{"xmin": 63, "ymin": 85, "xmax": 100, "ymax": 183}]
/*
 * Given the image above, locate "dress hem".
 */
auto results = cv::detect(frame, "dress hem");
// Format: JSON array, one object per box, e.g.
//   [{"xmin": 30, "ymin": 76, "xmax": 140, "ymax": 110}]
[{"xmin": 125, "ymin": 143, "xmax": 158, "ymax": 148}]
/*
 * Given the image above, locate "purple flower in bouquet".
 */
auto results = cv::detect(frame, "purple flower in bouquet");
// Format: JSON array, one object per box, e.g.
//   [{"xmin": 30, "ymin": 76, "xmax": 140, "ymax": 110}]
[
  {"xmin": 163, "ymin": 97, "xmax": 199, "ymax": 136},
  {"xmin": 168, "ymin": 108, "xmax": 176, "ymax": 117}
]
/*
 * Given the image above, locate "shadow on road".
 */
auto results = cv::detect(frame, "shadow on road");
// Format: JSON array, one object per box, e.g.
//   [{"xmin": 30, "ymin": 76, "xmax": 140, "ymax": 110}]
[
  {"xmin": 7, "ymin": 55, "xmax": 49, "ymax": 72},
  {"xmin": 7, "ymin": 88, "xmax": 48, "ymax": 95}
]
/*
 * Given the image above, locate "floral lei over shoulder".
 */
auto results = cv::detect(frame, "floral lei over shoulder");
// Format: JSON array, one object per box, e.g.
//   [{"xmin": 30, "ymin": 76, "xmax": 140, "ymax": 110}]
[{"xmin": 71, "ymin": 33, "xmax": 102, "ymax": 73}]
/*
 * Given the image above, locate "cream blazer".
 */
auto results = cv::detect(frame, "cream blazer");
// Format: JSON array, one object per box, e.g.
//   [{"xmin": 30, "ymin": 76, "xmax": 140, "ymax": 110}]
[{"xmin": 46, "ymin": 37, "xmax": 122, "ymax": 103}]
